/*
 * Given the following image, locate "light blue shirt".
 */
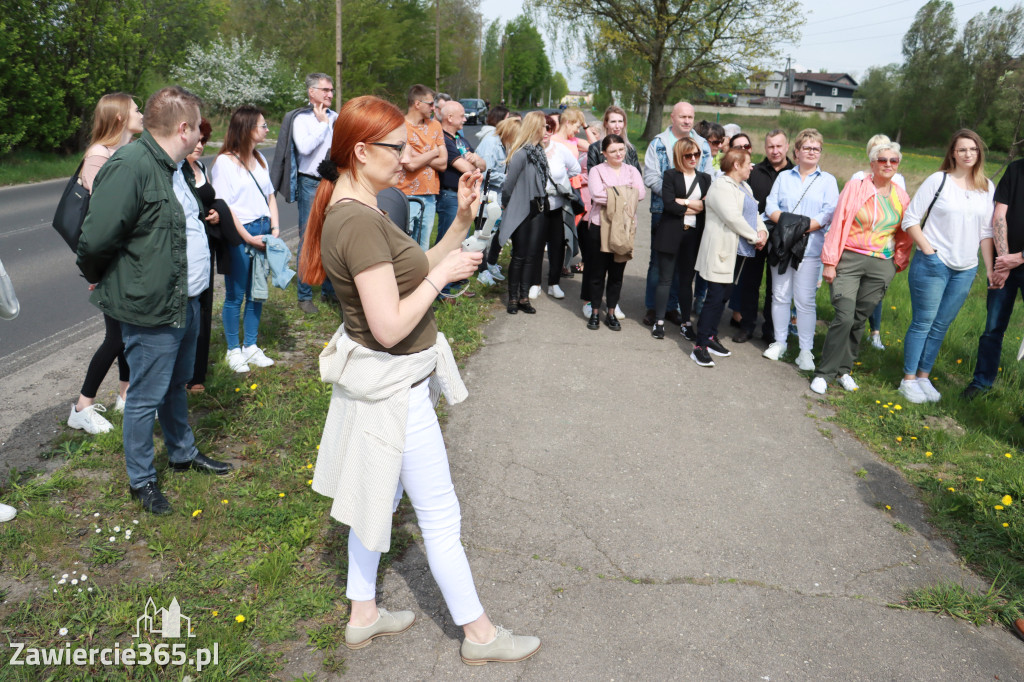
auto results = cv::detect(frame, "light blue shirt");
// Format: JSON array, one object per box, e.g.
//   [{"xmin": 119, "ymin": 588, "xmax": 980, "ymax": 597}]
[
  {"xmin": 475, "ymin": 132, "xmax": 507, "ymax": 194},
  {"xmin": 765, "ymin": 166, "xmax": 839, "ymax": 255},
  {"xmin": 173, "ymin": 163, "xmax": 211, "ymax": 297}
]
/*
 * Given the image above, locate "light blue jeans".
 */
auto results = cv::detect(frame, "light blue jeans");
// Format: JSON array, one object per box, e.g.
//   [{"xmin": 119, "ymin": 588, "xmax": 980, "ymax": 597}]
[
  {"xmin": 408, "ymin": 193, "xmax": 437, "ymax": 251},
  {"xmin": 122, "ymin": 297, "xmax": 201, "ymax": 488},
  {"xmin": 223, "ymin": 216, "xmax": 269, "ymax": 350},
  {"xmin": 902, "ymin": 251, "xmax": 977, "ymax": 375}
]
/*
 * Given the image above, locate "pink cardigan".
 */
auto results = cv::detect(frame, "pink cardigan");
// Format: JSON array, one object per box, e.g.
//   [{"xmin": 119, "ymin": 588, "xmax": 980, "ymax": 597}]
[
  {"xmin": 588, "ymin": 162, "xmax": 646, "ymax": 226},
  {"xmin": 820, "ymin": 175, "xmax": 913, "ymax": 272}
]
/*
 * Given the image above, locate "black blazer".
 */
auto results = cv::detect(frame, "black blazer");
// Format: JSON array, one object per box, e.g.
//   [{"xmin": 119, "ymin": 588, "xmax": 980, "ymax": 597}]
[{"xmin": 653, "ymin": 169, "xmax": 712, "ymax": 254}]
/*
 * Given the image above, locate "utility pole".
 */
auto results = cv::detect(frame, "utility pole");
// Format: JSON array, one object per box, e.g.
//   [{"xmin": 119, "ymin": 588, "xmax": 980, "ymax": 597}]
[
  {"xmin": 335, "ymin": 0, "xmax": 342, "ymax": 105},
  {"xmin": 434, "ymin": 0, "xmax": 440, "ymax": 94},
  {"xmin": 499, "ymin": 30, "xmax": 514, "ymax": 105},
  {"xmin": 476, "ymin": 16, "xmax": 483, "ymax": 100}
]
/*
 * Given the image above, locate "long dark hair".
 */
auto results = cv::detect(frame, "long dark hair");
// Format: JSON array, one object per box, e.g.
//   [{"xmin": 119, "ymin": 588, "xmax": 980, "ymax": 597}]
[{"xmin": 218, "ymin": 105, "xmax": 266, "ymax": 168}]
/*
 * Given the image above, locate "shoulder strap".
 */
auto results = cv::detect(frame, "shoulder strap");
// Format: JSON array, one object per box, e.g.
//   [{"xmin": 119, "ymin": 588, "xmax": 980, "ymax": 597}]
[
  {"xmin": 920, "ymin": 172, "xmax": 947, "ymax": 229},
  {"xmin": 683, "ymin": 173, "xmax": 700, "ymax": 199},
  {"xmin": 792, "ymin": 172, "xmax": 820, "ymax": 214},
  {"xmin": 234, "ymin": 153, "xmax": 269, "ymax": 206}
]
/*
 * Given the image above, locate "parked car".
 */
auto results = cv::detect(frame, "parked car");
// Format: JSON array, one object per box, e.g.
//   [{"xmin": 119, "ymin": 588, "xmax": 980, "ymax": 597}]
[{"xmin": 460, "ymin": 98, "xmax": 488, "ymax": 125}]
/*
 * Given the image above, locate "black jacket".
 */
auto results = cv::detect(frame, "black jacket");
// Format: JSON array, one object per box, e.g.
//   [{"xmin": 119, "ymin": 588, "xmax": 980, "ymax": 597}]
[
  {"xmin": 653, "ymin": 169, "xmax": 712, "ymax": 254},
  {"xmin": 748, "ymin": 157, "xmax": 794, "ymax": 213},
  {"xmin": 767, "ymin": 212, "xmax": 810, "ymax": 275}
]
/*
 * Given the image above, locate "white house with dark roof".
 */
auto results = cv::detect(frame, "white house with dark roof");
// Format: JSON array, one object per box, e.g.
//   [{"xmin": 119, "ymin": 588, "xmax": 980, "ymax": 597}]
[{"xmin": 745, "ymin": 71, "xmax": 858, "ymax": 113}]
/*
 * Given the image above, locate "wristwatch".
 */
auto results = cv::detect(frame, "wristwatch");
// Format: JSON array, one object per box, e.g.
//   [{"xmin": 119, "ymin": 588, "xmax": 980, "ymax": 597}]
[{"xmin": 683, "ymin": 199, "xmax": 690, "ymax": 208}]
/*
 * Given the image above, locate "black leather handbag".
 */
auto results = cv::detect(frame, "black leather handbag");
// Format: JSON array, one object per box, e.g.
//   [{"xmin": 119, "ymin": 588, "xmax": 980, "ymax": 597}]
[{"xmin": 52, "ymin": 162, "xmax": 90, "ymax": 252}]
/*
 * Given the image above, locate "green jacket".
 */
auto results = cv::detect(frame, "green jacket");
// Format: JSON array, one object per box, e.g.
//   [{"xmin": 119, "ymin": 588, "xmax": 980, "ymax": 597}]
[{"xmin": 76, "ymin": 131, "xmax": 201, "ymax": 329}]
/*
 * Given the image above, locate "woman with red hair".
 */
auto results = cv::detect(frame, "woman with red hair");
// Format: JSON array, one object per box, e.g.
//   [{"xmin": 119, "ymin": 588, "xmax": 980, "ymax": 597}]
[{"xmin": 303, "ymin": 96, "xmax": 540, "ymax": 665}]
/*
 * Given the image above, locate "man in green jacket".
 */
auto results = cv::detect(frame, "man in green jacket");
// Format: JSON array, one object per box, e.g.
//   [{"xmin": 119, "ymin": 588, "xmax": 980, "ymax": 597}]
[{"xmin": 77, "ymin": 86, "xmax": 233, "ymax": 515}]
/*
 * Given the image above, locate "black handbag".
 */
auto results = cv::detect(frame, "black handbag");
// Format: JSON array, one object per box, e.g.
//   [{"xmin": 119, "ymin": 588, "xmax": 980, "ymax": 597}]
[{"xmin": 52, "ymin": 161, "xmax": 90, "ymax": 252}]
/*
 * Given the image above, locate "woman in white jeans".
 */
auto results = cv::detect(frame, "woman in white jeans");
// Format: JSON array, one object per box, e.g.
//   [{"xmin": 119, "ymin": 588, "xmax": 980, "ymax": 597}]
[
  {"xmin": 763, "ymin": 128, "xmax": 839, "ymax": 371},
  {"xmin": 301, "ymin": 95, "xmax": 540, "ymax": 665}
]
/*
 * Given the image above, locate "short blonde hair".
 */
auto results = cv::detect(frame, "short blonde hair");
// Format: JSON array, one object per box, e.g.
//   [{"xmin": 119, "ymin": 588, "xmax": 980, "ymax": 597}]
[
  {"xmin": 560, "ymin": 107, "xmax": 586, "ymax": 128},
  {"xmin": 144, "ymin": 86, "xmax": 201, "ymax": 137},
  {"xmin": 864, "ymin": 134, "xmax": 891, "ymax": 157},
  {"xmin": 793, "ymin": 128, "xmax": 823, "ymax": 152}
]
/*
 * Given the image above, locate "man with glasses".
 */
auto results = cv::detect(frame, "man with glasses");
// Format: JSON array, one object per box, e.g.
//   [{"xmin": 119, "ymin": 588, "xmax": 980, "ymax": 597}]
[
  {"xmin": 642, "ymin": 101, "xmax": 712, "ymax": 327},
  {"xmin": 397, "ymin": 84, "xmax": 447, "ymax": 251},
  {"xmin": 271, "ymin": 73, "xmax": 338, "ymax": 314}
]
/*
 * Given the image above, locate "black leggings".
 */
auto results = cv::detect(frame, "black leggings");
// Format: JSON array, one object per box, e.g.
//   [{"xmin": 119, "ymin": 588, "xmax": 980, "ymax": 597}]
[
  {"xmin": 654, "ymin": 228, "xmax": 701, "ymax": 321},
  {"xmin": 585, "ymin": 224, "xmax": 626, "ymax": 310},
  {"xmin": 577, "ymin": 220, "xmax": 592, "ymax": 300},
  {"xmin": 189, "ymin": 277, "xmax": 214, "ymax": 386},
  {"xmin": 529, "ymin": 207, "xmax": 565, "ymax": 287},
  {"xmin": 80, "ymin": 314, "xmax": 129, "ymax": 399},
  {"xmin": 507, "ymin": 208, "xmax": 545, "ymax": 301}
]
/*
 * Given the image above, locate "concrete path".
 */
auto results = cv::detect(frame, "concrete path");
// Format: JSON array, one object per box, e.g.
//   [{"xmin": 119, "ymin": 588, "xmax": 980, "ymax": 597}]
[{"xmin": 341, "ymin": 203, "xmax": 1024, "ymax": 680}]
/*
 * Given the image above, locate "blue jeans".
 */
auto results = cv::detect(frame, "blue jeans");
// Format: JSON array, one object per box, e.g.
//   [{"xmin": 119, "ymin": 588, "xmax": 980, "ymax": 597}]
[
  {"xmin": 122, "ymin": 297, "xmax": 201, "ymax": 488},
  {"xmin": 869, "ymin": 300, "xmax": 883, "ymax": 332},
  {"xmin": 223, "ymin": 216, "xmax": 269, "ymax": 350},
  {"xmin": 296, "ymin": 175, "xmax": 334, "ymax": 300},
  {"xmin": 902, "ymin": 251, "xmax": 977, "ymax": 376},
  {"xmin": 969, "ymin": 265, "xmax": 1024, "ymax": 389},
  {"xmin": 435, "ymin": 188, "xmax": 459, "ymax": 245},
  {"xmin": 644, "ymin": 213, "xmax": 679, "ymax": 312},
  {"xmin": 409, "ymin": 194, "xmax": 437, "ymax": 251}
]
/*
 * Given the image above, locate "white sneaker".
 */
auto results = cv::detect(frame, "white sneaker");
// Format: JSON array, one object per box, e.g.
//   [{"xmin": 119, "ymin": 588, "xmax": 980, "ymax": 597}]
[
  {"xmin": 547, "ymin": 284, "xmax": 565, "ymax": 299},
  {"xmin": 114, "ymin": 395, "xmax": 126, "ymax": 412},
  {"xmin": 917, "ymin": 377, "xmax": 941, "ymax": 402},
  {"xmin": 614, "ymin": 304, "xmax": 625, "ymax": 320},
  {"xmin": 0, "ymin": 503, "xmax": 16, "ymax": 523},
  {"xmin": 582, "ymin": 302, "xmax": 592, "ymax": 317},
  {"xmin": 763, "ymin": 342, "xmax": 787, "ymax": 361},
  {"xmin": 528, "ymin": 285, "xmax": 541, "ymax": 300},
  {"xmin": 477, "ymin": 270, "xmax": 496, "ymax": 286},
  {"xmin": 67, "ymin": 404, "xmax": 113, "ymax": 435},
  {"xmin": 870, "ymin": 333, "xmax": 885, "ymax": 351},
  {"xmin": 242, "ymin": 345, "xmax": 275, "ymax": 368},
  {"xmin": 898, "ymin": 378, "xmax": 927, "ymax": 404},
  {"xmin": 487, "ymin": 264, "xmax": 506, "ymax": 281},
  {"xmin": 810, "ymin": 377, "xmax": 827, "ymax": 394},
  {"xmin": 796, "ymin": 349, "xmax": 815, "ymax": 372},
  {"xmin": 838, "ymin": 374, "xmax": 859, "ymax": 391},
  {"xmin": 226, "ymin": 348, "xmax": 250, "ymax": 373}
]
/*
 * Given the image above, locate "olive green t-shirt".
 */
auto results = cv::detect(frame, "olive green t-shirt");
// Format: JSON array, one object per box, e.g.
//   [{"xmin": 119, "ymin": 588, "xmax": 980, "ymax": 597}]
[{"xmin": 321, "ymin": 200, "xmax": 436, "ymax": 355}]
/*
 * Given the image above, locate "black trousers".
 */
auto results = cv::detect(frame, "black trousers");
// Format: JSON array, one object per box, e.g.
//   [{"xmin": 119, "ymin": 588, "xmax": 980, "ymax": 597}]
[
  {"xmin": 508, "ymin": 208, "xmax": 545, "ymax": 301},
  {"xmin": 578, "ymin": 220, "xmax": 592, "ymax": 301},
  {"xmin": 696, "ymin": 281, "xmax": 734, "ymax": 346},
  {"xmin": 529, "ymin": 207, "xmax": 565, "ymax": 287},
  {"xmin": 586, "ymin": 224, "xmax": 626, "ymax": 310},
  {"xmin": 654, "ymin": 227, "xmax": 701, "ymax": 321},
  {"xmin": 736, "ymin": 248, "xmax": 774, "ymax": 337},
  {"xmin": 189, "ymin": 279, "xmax": 214, "ymax": 386},
  {"xmin": 80, "ymin": 314, "xmax": 129, "ymax": 399}
]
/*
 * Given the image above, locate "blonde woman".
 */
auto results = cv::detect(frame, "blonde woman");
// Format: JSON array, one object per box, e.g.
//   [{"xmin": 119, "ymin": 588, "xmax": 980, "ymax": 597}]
[{"xmin": 68, "ymin": 93, "xmax": 144, "ymax": 435}]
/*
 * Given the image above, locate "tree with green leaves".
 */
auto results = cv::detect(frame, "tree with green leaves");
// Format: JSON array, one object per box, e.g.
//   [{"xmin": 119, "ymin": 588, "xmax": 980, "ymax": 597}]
[
  {"xmin": 532, "ymin": 0, "xmax": 801, "ymax": 141},
  {"xmin": 500, "ymin": 16, "xmax": 553, "ymax": 107}
]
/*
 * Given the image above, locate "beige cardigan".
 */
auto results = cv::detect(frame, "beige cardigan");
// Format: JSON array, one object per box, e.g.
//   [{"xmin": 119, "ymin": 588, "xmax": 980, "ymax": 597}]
[
  {"xmin": 695, "ymin": 175, "xmax": 766, "ymax": 284},
  {"xmin": 311, "ymin": 328, "xmax": 467, "ymax": 552}
]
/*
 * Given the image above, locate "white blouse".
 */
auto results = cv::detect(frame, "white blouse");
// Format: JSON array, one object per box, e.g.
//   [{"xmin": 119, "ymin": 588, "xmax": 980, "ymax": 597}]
[
  {"xmin": 544, "ymin": 142, "xmax": 581, "ymax": 210},
  {"xmin": 902, "ymin": 171, "xmax": 994, "ymax": 271},
  {"xmin": 210, "ymin": 152, "xmax": 273, "ymax": 224}
]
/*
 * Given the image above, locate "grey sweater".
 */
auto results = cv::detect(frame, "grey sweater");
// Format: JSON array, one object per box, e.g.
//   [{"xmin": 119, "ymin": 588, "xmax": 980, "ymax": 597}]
[{"xmin": 499, "ymin": 147, "xmax": 547, "ymax": 245}]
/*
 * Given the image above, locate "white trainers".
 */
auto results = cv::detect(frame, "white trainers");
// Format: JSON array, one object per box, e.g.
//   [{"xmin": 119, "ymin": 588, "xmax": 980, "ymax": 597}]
[
  {"xmin": 0, "ymin": 503, "xmax": 16, "ymax": 523},
  {"xmin": 838, "ymin": 374, "xmax": 859, "ymax": 391},
  {"xmin": 487, "ymin": 264, "xmax": 506, "ymax": 281},
  {"xmin": 917, "ymin": 377, "xmax": 941, "ymax": 402},
  {"xmin": 763, "ymin": 342, "xmax": 787, "ymax": 361},
  {"xmin": 67, "ymin": 404, "xmax": 113, "ymax": 435},
  {"xmin": 242, "ymin": 345, "xmax": 275, "ymax": 368},
  {"xmin": 528, "ymin": 285, "xmax": 541, "ymax": 300},
  {"xmin": 547, "ymin": 284, "xmax": 565, "ymax": 299},
  {"xmin": 810, "ymin": 377, "xmax": 827, "ymax": 394},
  {"xmin": 796, "ymin": 349, "xmax": 815, "ymax": 372},
  {"xmin": 870, "ymin": 333, "xmax": 885, "ymax": 350},
  {"xmin": 226, "ymin": 348, "xmax": 250, "ymax": 373},
  {"xmin": 898, "ymin": 378, "xmax": 927, "ymax": 404},
  {"xmin": 614, "ymin": 304, "xmax": 625, "ymax": 320},
  {"xmin": 477, "ymin": 270, "xmax": 496, "ymax": 286},
  {"xmin": 114, "ymin": 395, "xmax": 126, "ymax": 413},
  {"xmin": 582, "ymin": 302, "xmax": 592, "ymax": 317}
]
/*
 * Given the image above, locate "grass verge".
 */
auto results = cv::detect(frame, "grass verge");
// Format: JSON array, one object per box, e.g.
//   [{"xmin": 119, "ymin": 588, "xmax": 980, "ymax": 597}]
[{"xmin": 0, "ymin": 274, "xmax": 502, "ymax": 680}]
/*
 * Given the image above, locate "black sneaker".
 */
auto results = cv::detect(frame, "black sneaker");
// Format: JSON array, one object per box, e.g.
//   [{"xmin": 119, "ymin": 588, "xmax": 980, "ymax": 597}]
[
  {"xmin": 651, "ymin": 322, "xmax": 665, "ymax": 339},
  {"xmin": 680, "ymin": 324, "xmax": 697, "ymax": 343},
  {"xmin": 706, "ymin": 336, "xmax": 732, "ymax": 357},
  {"xmin": 961, "ymin": 384, "xmax": 985, "ymax": 400},
  {"xmin": 691, "ymin": 346, "xmax": 715, "ymax": 367}
]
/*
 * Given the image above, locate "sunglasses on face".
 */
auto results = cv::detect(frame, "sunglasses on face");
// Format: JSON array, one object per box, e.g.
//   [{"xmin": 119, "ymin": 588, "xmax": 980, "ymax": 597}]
[
  {"xmin": 732, "ymin": 143, "xmax": 752, "ymax": 150},
  {"xmin": 876, "ymin": 157, "xmax": 900, "ymax": 166},
  {"xmin": 681, "ymin": 152, "xmax": 700, "ymax": 160}
]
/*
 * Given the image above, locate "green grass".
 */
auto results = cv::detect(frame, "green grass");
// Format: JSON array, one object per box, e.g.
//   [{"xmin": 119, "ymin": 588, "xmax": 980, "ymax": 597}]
[
  {"xmin": 0, "ymin": 275, "xmax": 502, "ymax": 680},
  {"xmin": 0, "ymin": 149, "xmax": 83, "ymax": 186}
]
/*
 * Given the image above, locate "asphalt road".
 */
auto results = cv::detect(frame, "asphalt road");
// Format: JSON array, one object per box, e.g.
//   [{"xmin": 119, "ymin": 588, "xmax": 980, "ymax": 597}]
[{"xmin": 0, "ymin": 123, "xmax": 484, "ymax": 380}]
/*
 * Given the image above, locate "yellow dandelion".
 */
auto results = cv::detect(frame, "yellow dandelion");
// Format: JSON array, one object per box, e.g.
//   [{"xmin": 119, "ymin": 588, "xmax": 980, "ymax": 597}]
[
  {"xmin": 307, "ymin": 463, "xmax": 313, "ymax": 469},
  {"xmin": 896, "ymin": 437, "xmax": 903, "ymax": 442},
  {"xmin": 890, "ymin": 306, "xmax": 897, "ymax": 310},
  {"xmin": 307, "ymin": 479, "xmax": 313, "ymax": 485},
  {"xmin": 876, "ymin": 400, "xmax": 881, "ymax": 404},
  {"xmin": 235, "ymin": 388, "xmax": 240, "ymax": 392},
  {"xmin": 976, "ymin": 477, "xmax": 984, "ymax": 482},
  {"xmin": 957, "ymin": 358, "xmax": 962, "ymax": 364},
  {"xmin": 911, "ymin": 436, "xmax": 917, "ymax": 440},
  {"xmin": 885, "ymin": 505, "xmax": 892, "ymax": 510},
  {"xmin": 924, "ymin": 426, "xmax": 930, "ymax": 430},
  {"xmin": 192, "ymin": 509, "xmax": 202, "ymax": 518},
  {"xmin": 855, "ymin": 362, "xmax": 862, "ymax": 366},
  {"xmin": 250, "ymin": 383, "xmax": 257, "ymax": 390},
  {"xmin": 324, "ymin": 341, "xmax": 329, "ymax": 347},
  {"xmin": 948, "ymin": 487, "xmax": 956, "ymax": 492},
  {"xmin": 316, "ymin": 445, "xmax": 320, "ymax": 449},
  {"xmin": 1006, "ymin": 453, "xmax": 1013, "ymax": 459},
  {"xmin": 221, "ymin": 499, "xmax": 228, "ymax": 504},
  {"xmin": 1003, "ymin": 495, "xmax": 1013, "ymax": 506},
  {"xmin": 1004, "ymin": 523, "xmax": 1010, "ymax": 528},
  {"xmin": 279, "ymin": 492, "xmax": 285, "ymax": 498},
  {"xmin": 925, "ymin": 452, "xmax": 933, "ymax": 457},
  {"xmin": 235, "ymin": 614, "xmax": 245, "ymax": 623},
  {"xmin": 889, "ymin": 410, "xmax": 895, "ymax": 414},
  {"xmin": 996, "ymin": 505, "xmax": 1004, "ymax": 510},
  {"xmin": 212, "ymin": 610, "xmax": 219, "ymax": 617},
  {"xmin": 894, "ymin": 404, "xmax": 902, "ymax": 410}
]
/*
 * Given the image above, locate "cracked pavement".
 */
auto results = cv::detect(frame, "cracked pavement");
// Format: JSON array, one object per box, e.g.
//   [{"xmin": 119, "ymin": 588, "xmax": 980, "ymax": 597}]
[{"xmin": 339, "ymin": 199, "xmax": 1024, "ymax": 680}]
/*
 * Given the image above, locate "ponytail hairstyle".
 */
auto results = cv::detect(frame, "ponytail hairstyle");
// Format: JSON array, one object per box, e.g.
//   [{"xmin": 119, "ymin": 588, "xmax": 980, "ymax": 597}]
[{"xmin": 299, "ymin": 95, "xmax": 405, "ymax": 286}]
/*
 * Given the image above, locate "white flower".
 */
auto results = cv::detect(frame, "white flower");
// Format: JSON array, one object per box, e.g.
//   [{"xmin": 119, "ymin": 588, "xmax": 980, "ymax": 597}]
[
  {"xmin": 94, "ymin": 513, "xmax": 100, "ymax": 517},
  {"xmin": 58, "ymin": 579, "xmax": 66, "ymax": 585},
  {"xmin": 108, "ymin": 537, "xmax": 115, "ymax": 542},
  {"xmin": 61, "ymin": 574, "xmax": 68, "ymax": 579},
  {"xmin": 95, "ymin": 529, "xmax": 101, "ymax": 534},
  {"xmin": 87, "ymin": 587, "xmax": 93, "ymax": 592},
  {"xmin": 113, "ymin": 526, "xmax": 120, "ymax": 532},
  {"xmin": 132, "ymin": 520, "xmax": 138, "ymax": 525},
  {"xmin": 77, "ymin": 588, "xmax": 82, "ymax": 593},
  {"xmin": 80, "ymin": 575, "xmax": 87, "ymax": 582},
  {"xmin": 71, "ymin": 579, "xmax": 78, "ymax": 585},
  {"xmin": 59, "ymin": 628, "xmax": 68, "ymax": 636},
  {"xmin": 53, "ymin": 589, "xmax": 57, "ymax": 593}
]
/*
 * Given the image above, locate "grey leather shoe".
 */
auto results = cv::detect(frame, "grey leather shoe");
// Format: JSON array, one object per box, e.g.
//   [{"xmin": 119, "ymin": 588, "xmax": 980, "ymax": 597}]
[
  {"xmin": 344, "ymin": 607, "xmax": 415, "ymax": 649},
  {"xmin": 460, "ymin": 625, "xmax": 541, "ymax": 665}
]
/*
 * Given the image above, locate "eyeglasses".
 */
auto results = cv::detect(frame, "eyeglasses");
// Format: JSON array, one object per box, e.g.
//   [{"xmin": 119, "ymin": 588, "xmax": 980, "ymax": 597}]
[
  {"xmin": 956, "ymin": 147, "xmax": 979, "ymax": 156},
  {"xmin": 681, "ymin": 152, "xmax": 701, "ymax": 160},
  {"xmin": 254, "ymin": 123, "xmax": 269, "ymax": 130},
  {"xmin": 732, "ymin": 143, "xmax": 752, "ymax": 150},
  {"xmin": 418, "ymin": 99, "xmax": 435, "ymax": 107},
  {"xmin": 876, "ymin": 157, "xmax": 900, "ymax": 166},
  {"xmin": 800, "ymin": 146, "xmax": 822, "ymax": 154},
  {"xmin": 371, "ymin": 141, "xmax": 407, "ymax": 156}
]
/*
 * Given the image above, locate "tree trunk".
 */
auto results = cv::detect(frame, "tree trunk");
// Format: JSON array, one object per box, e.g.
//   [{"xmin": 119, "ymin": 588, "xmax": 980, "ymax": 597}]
[{"xmin": 642, "ymin": 66, "xmax": 667, "ymax": 143}]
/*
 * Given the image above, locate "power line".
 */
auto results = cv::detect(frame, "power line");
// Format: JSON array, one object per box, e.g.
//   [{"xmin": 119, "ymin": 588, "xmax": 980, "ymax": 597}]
[{"xmin": 803, "ymin": 0, "xmax": 919, "ymax": 26}]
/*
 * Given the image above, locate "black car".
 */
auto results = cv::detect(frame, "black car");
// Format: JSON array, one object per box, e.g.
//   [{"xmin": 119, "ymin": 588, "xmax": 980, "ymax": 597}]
[{"xmin": 460, "ymin": 98, "xmax": 488, "ymax": 125}]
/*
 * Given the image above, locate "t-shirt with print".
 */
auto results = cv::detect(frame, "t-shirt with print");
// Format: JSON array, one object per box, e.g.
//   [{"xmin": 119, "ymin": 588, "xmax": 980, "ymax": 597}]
[
  {"xmin": 994, "ymin": 158, "xmax": 1024, "ymax": 257},
  {"xmin": 844, "ymin": 191, "xmax": 902, "ymax": 260},
  {"xmin": 441, "ymin": 131, "xmax": 473, "ymax": 191},
  {"xmin": 397, "ymin": 119, "xmax": 443, "ymax": 197},
  {"xmin": 321, "ymin": 200, "xmax": 436, "ymax": 355}
]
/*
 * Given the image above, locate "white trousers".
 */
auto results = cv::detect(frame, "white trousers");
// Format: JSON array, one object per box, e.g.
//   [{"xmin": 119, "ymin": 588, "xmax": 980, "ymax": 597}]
[
  {"xmin": 346, "ymin": 382, "xmax": 485, "ymax": 626},
  {"xmin": 771, "ymin": 250, "xmax": 821, "ymax": 351}
]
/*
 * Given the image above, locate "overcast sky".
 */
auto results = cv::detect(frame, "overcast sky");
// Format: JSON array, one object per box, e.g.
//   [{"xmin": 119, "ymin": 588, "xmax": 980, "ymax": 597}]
[{"xmin": 477, "ymin": 0, "xmax": 1021, "ymax": 88}]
